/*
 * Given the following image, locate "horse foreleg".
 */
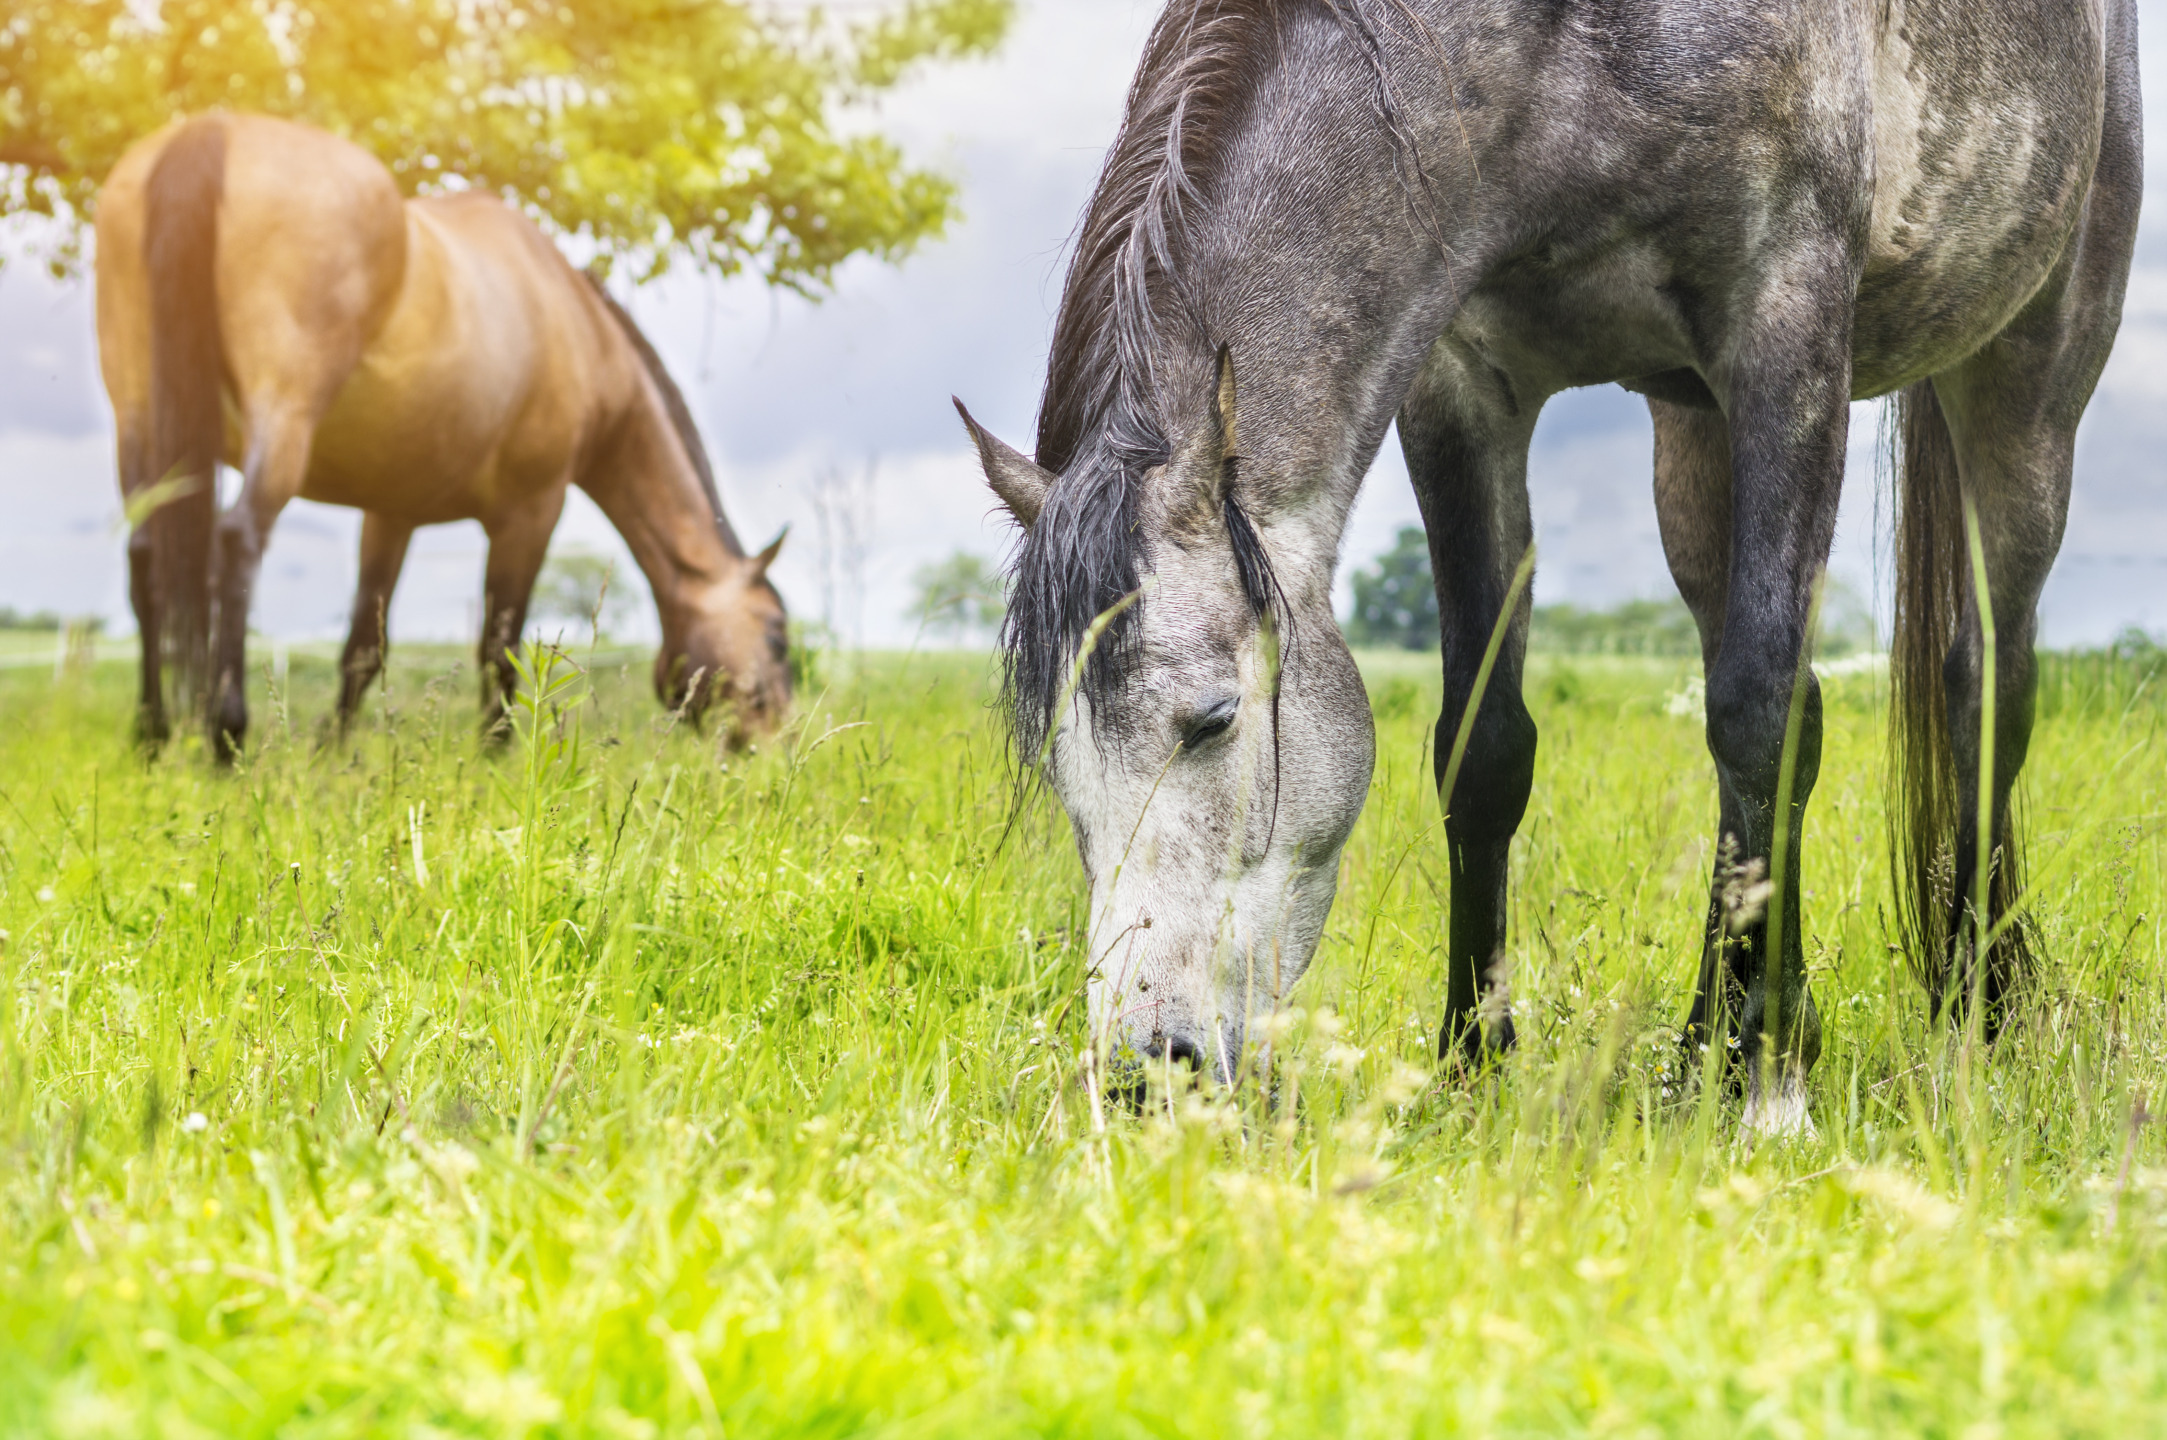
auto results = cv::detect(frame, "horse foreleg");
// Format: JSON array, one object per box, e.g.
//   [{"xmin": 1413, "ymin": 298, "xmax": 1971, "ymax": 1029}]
[
  {"xmin": 209, "ymin": 414, "xmax": 308, "ymax": 763},
  {"xmin": 1399, "ymin": 340, "xmax": 1543, "ymax": 1066},
  {"xmin": 477, "ymin": 486, "xmax": 569, "ymax": 740},
  {"xmin": 127, "ymin": 522, "xmax": 168, "ymax": 750},
  {"xmin": 1705, "ymin": 294, "xmax": 1851, "ymax": 1134},
  {"xmin": 1649, "ymin": 399, "xmax": 1755, "ymax": 1076},
  {"xmin": 337, "ymin": 512, "xmax": 415, "ymax": 732}
]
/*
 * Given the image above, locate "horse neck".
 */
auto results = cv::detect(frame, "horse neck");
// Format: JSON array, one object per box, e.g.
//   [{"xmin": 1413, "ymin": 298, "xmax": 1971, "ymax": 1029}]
[
  {"xmin": 579, "ymin": 379, "xmax": 740, "ymax": 634},
  {"xmin": 1121, "ymin": 4, "xmax": 1501, "ymax": 599}
]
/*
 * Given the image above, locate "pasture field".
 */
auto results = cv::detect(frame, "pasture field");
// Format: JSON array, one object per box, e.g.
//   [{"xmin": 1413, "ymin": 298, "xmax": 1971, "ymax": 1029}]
[{"xmin": 0, "ymin": 639, "xmax": 2162, "ymax": 1437}]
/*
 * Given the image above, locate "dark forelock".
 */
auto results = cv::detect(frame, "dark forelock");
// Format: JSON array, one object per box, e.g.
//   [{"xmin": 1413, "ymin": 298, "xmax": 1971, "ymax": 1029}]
[{"xmin": 1004, "ymin": 0, "xmax": 1290, "ymax": 766}]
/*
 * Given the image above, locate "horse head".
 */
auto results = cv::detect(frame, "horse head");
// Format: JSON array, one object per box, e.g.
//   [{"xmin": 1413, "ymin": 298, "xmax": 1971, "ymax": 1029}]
[
  {"xmin": 659, "ymin": 529, "xmax": 792, "ymax": 749},
  {"xmin": 965, "ymin": 348, "xmax": 1374, "ymax": 1083}
]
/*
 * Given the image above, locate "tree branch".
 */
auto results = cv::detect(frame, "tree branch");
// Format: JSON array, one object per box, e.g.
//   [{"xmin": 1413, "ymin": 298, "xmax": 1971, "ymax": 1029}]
[{"xmin": 0, "ymin": 137, "xmax": 65, "ymax": 174}]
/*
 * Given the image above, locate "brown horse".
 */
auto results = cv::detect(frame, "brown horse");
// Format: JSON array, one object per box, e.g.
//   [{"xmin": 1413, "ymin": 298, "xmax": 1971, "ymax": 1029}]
[{"xmin": 95, "ymin": 112, "xmax": 790, "ymax": 759}]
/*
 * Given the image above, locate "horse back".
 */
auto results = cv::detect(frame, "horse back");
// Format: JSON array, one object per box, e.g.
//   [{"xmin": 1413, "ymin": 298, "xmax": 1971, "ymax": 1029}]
[
  {"xmin": 1441, "ymin": 0, "xmax": 2121, "ymax": 402},
  {"xmin": 303, "ymin": 191, "xmax": 639, "ymax": 524}
]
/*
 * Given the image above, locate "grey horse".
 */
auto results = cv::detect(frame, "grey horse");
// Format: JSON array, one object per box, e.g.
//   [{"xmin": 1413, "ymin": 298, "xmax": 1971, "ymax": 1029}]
[{"xmin": 958, "ymin": 0, "xmax": 2140, "ymax": 1131}]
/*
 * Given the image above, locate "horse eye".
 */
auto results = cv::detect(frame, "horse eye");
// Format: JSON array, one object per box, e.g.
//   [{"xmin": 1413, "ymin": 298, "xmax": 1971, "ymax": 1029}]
[{"xmin": 1182, "ymin": 698, "xmax": 1239, "ymax": 750}]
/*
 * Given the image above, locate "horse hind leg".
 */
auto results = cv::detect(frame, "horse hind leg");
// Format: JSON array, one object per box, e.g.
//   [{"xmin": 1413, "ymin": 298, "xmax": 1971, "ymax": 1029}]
[
  {"xmin": 1398, "ymin": 340, "xmax": 1542, "ymax": 1066},
  {"xmin": 1897, "ymin": 28, "xmax": 2138, "ymax": 1038},
  {"xmin": 1928, "ymin": 385, "xmax": 2054, "ymax": 1038},
  {"xmin": 1915, "ymin": 348, "xmax": 2099, "ymax": 1033},
  {"xmin": 128, "ymin": 523, "xmax": 168, "ymax": 749},
  {"xmin": 337, "ymin": 512, "xmax": 414, "ymax": 733},
  {"xmin": 120, "ymin": 417, "xmax": 170, "ymax": 749},
  {"xmin": 209, "ymin": 410, "xmax": 310, "ymax": 763}
]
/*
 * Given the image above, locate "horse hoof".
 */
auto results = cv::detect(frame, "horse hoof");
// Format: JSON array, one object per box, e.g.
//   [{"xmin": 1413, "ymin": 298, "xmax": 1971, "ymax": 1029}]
[
  {"xmin": 1741, "ymin": 1075, "xmax": 1816, "ymax": 1141},
  {"xmin": 1440, "ymin": 1012, "xmax": 1515, "ymax": 1073}
]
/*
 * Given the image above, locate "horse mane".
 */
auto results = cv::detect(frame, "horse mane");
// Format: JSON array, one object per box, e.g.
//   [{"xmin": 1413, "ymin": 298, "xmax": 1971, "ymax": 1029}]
[
  {"xmin": 1034, "ymin": 1, "xmax": 1292, "ymax": 478},
  {"xmin": 583, "ymin": 272, "xmax": 746, "ymax": 558},
  {"xmin": 1009, "ymin": 0, "xmax": 1384, "ymax": 766}
]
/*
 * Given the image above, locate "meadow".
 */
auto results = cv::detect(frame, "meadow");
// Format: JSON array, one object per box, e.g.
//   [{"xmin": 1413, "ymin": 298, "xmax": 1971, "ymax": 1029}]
[{"xmin": 0, "ymin": 636, "xmax": 2162, "ymax": 1437}]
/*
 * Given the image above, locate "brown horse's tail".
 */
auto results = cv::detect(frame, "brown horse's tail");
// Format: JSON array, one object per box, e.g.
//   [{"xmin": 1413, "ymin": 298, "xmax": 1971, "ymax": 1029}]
[
  {"xmin": 141, "ymin": 117, "xmax": 228, "ymax": 706},
  {"xmin": 1887, "ymin": 381, "xmax": 2032, "ymax": 1006}
]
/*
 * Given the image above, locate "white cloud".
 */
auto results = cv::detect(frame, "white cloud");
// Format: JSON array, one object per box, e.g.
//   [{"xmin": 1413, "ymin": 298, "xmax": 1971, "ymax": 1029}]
[{"xmin": 2, "ymin": 0, "xmax": 2164, "ymax": 649}]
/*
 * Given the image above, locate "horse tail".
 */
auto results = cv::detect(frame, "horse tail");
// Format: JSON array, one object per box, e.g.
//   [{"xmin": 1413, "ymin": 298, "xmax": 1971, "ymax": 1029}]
[
  {"xmin": 1887, "ymin": 380, "xmax": 2033, "ymax": 1003},
  {"xmin": 141, "ymin": 117, "xmax": 229, "ymax": 706}
]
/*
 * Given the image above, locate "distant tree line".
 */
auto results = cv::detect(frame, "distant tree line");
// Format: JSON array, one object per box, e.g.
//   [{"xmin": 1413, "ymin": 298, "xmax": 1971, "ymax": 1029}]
[
  {"xmin": 1527, "ymin": 598, "xmax": 1701, "ymax": 657},
  {"xmin": 1343, "ymin": 525, "xmax": 1878, "ymax": 656},
  {"xmin": 0, "ymin": 608, "xmax": 63, "ymax": 631}
]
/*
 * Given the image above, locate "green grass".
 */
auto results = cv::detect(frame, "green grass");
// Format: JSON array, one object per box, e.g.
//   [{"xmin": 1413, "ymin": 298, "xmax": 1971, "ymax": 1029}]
[{"xmin": 1, "ymin": 640, "xmax": 2163, "ymax": 1437}]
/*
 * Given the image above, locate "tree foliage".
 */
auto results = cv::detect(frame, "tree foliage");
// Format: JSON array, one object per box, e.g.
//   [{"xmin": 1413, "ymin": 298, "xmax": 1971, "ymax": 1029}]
[
  {"xmin": 1344, "ymin": 526, "xmax": 1437, "ymax": 650},
  {"xmin": 1527, "ymin": 597, "xmax": 1699, "ymax": 657},
  {"xmin": 0, "ymin": 0, "xmax": 1010, "ymax": 285},
  {"xmin": 909, "ymin": 549, "xmax": 1002, "ymax": 643},
  {"xmin": 532, "ymin": 547, "xmax": 638, "ymax": 639}
]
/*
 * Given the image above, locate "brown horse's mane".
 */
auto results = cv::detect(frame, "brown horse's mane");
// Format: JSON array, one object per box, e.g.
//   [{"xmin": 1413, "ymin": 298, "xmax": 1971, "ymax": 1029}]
[{"xmin": 583, "ymin": 273, "xmax": 745, "ymax": 558}]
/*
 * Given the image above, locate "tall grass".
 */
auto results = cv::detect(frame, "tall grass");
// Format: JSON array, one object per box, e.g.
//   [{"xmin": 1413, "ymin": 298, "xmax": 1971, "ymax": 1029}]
[{"xmin": 0, "ymin": 642, "xmax": 2162, "ymax": 1437}]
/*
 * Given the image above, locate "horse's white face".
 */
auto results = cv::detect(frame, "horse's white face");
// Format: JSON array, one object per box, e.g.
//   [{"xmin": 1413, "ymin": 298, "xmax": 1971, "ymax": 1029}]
[
  {"xmin": 961, "ymin": 356, "xmax": 1375, "ymax": 1080},
  {"xmin": 1050, "ymin": 535, "xmax": 1373, "ymax": 1079}
]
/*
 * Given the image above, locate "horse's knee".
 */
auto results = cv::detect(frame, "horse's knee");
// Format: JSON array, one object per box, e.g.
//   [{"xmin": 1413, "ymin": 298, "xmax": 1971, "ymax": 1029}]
[
  {"xmin": 212, "ymin": 508, "xmax": 262, "ymax": 578},
  {"xmin": 338, "ymin": 643, "xmax": 383, "ymax": 718},
  {"xmin": 1437, "ymin": 693, "xmax": 1537, "ymax": 843},
  {"xmin": 1704, "ymin": 657, "xmax": 1820, "ymax": 803}
]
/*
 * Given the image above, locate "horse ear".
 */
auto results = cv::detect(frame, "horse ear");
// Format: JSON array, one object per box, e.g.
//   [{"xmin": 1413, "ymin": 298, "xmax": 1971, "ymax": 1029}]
[
  {"xmin": 749, "ymin": 526, "xmax": 786, "ymax": 579},
  {"xmin": 954, "ymin": 398, "xmax": 1051, "ymax": 527},
  {"xmin": 1163, "ymin": 345, "xmax": 1241, "ymax": 536},
  {"xmin": 1210, "ymin": 342, "xmax": 1239, "ymax": 464}
]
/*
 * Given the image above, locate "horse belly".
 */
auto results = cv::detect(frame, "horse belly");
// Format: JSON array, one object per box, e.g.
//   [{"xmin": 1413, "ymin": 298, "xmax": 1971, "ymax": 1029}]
[
  {"xmin": 300, "ymin": 210, "xmax": 542, "ymax": 523},
  {"xmin": 1849, "ymin": 0, "xmax": 2106, "ymax": 395},
  {"xmin": 302, "ymin": 356, "xmax": 515, "ymax": 523}
]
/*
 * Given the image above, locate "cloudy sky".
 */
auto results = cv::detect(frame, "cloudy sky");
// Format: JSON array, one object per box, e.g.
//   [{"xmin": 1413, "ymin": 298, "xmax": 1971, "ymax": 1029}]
[{"xmin": 2, "ymin": 0, "xmax": 2164, "ymax": 647}]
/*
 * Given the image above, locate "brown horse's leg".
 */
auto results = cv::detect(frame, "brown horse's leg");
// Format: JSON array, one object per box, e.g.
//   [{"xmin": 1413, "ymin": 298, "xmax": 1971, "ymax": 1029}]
[
  {"xmin": 477, "ymin": 485, "xmax": 569, "ymax": 739},
  {"xmin": 209, "ymin": 413, "xmax": 311, "ymax": 763},
  {"xmin": 337, "ymin": 512, "xmax": 415, "ymax": 731},
  {"xmin": 119, "ymin": 422, "xmax": 169, "ymax": 749},
  {"xmin": 127, "ymin": 523, "xmax": 168, "ymax": 749}
]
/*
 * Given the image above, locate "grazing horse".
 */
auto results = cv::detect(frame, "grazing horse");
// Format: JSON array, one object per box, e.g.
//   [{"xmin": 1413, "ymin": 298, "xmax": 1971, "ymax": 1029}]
[
  {"xmin": 95, "ymin": 113, "xmax": 790, "ymax": 758},
  {"xmin": 959, "ymin": 0, "xmax": 2139, "ymax": 1130}
]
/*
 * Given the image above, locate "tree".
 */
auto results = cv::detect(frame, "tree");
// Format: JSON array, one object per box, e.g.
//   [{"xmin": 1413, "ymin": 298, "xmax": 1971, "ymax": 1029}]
[
  {"xmin": 1344, "ymin": 526, "xmax": 1437, "ymax": 650},
  {"xmin": 1814, "ymin": 574, "xmax": 1876, "ymax": 657},
  {"xmin": 0, "ymin": 0, "xmax": 1011, "ymax": 285},
  {"xmin": 1528, "ymin": 598, "xmax": 1700, "ymax": 657},
  {"xmin": 532, "ymin": 547, "xmax": 637, "ymax": 640},
  {"xmin": 909, "ymin": 550, "xmax": 1002, "ymax": 644}
]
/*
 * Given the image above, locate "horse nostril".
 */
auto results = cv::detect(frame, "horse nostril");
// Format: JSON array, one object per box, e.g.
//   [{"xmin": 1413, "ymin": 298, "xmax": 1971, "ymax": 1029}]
[{"xmin": 1147, "ymin": 1033, "xmax": 1207, "ymax": 1070}]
